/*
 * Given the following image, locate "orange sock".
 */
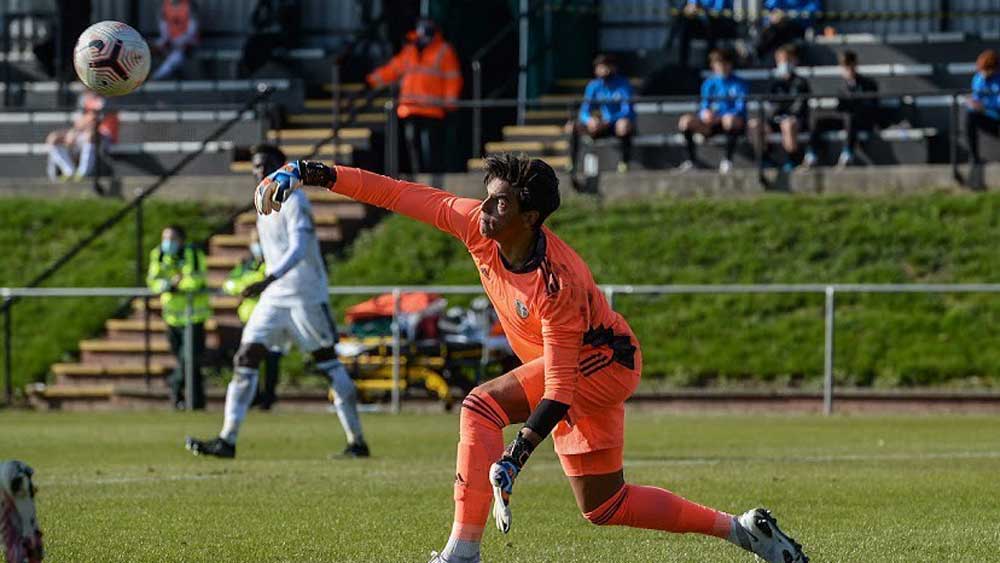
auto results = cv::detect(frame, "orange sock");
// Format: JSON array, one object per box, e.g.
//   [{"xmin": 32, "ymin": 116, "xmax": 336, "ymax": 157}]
[
  {"xmin": 584, "ymin": 484, "xmax": 733, "ymax": 538},
  {"xmin": 451, "ymin": 391, "xmax": 509, "ymax": 544}
]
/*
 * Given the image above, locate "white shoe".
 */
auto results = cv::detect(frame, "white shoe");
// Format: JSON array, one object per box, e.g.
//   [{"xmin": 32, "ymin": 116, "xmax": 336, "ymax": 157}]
[
  {"xmin": 836, "ymin": 150, "xmax": 853, "ymax": 168},
  {"xmin": 736, "ymin": 508, "xmax": 809, "ymax": 563},
  {"xmin": 802, "ymin": 151, "xmax": 817, "ymax": 168},
  {"xmin": 676, "ymin": 160, "xmax": 696, "ymax": 173},
  {"xmin": 427, "ymin": 551, "xmax": 480, "ymax": 563},
  {"xmin": 719, "ymin": 159, "xmax": 733, "ymax": 174}
]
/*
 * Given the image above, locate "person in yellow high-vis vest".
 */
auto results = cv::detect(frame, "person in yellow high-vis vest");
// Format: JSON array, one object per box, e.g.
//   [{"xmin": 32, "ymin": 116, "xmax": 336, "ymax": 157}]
[
  {"xmin": 222, "ymin": 230, "xmax": 283, "ymax": 410},
  {"xmin": 147, "ymin": 224, "xmax": 211, "ymax": 409}
]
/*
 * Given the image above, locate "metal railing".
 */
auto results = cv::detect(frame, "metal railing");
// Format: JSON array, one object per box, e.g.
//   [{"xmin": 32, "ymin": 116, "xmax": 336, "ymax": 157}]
[{"xmin": 6, "ymin": 283, "xmax": 1000, "ymax": 413}]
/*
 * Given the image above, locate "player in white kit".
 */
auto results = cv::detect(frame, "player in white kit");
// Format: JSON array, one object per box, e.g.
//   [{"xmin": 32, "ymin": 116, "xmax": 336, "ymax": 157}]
[{"xmin": 186, "ymin": 145, "xmax": 369, "ymax": 458}]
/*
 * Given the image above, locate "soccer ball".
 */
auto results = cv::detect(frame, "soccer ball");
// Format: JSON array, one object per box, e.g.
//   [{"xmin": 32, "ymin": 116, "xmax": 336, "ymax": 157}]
[{"xmin": 73, "ymin": 21, "xmax": 150, "ymax": 97}]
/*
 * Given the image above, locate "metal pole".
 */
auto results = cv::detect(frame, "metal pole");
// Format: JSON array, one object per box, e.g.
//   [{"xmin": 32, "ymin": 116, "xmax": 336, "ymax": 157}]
[
  {"xmin": 184, "ymin": 293, "xmax": 194, "ymax": 411},
  {"xmin": 390, "ymin": 288, "xmax": 402, "ymax": 414},
  {"xmin": 3, "ymin": 300, "xmax": 11, "ymax": 406},
  {"xmin": 517, "ymin": 0, "xmax": 529, "ymax": 125},
  {"xmin": 472, "ymin": 60, "xmax": 483, "ymax": 158},
  {"xmin": 950, "ymin": 93, "xmax": 960, "ymax": 183},
  {"xmin": 332, "ymin": 60, "xmax": 341, "ymax": 165},
  {"xmin": 756, "ymin": 99, "xmax": 767, "ymax": 183},
  {"xmin": 135, "ymin": 201, "xmax": 144, "ymax": 287},
  {"xmin": 143, "ymin": 294, "xmax": 151, "ymax": 387},
  {"xmin": 604, "ymin": 287, "xmax": 616, "ymax": 310},
  {"xmin": 823, "ymin": 286, "xmax": 835, "ymax": 416}
]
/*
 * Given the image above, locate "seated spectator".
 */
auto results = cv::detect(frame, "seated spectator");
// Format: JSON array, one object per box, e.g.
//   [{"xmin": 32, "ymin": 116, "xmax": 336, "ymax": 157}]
[
  {"xmin": 566, "ymin": 54, "xmax": 636, "ymax": 174},
  {"xmin": 966, "ymin": 49, "xmax": 1000, "ymax": 164},
  {"xmin": 46, "ymin": 91, "xmax": 119, "ymax": 182},
  {"xmin": 367, "ymin": 19, "xmax": 462, "ymax": 174},
  {"xmin": 756, "ymin": 0, "xmax": 820, "ymax": 60},
  {"xmin": 673, "ymin": 0, "xmax": 740, "ymax": 69},
  {"xmin": 151, "ymin": 0, "xmax": 199, "ymax": 81},
  {"xmin": 237, "ymin": 0, "xmax": 301, "ymax": 78},
  {"xmin": 678, "ymin": 48, "xmax": 748, "ymax": 174},
  {"xmin": 804, "ymin": 50, "xmax": 879, "ymax": 168},
  {"xmin": 748, "ymin": 43, "xmax": 811, "ymax": 170}
]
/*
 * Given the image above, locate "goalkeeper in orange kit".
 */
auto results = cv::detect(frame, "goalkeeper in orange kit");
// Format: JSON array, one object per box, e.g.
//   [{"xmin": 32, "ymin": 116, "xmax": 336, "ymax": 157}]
[{"xmin": 253, "ymin": 155, "xmax": 809, "ymax": 563}]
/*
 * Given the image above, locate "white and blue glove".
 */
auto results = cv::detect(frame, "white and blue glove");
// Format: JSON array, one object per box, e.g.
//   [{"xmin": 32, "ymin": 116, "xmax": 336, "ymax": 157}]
[
  {"xmin": 488, "ymin": 458, "xmax": 520, "ymax": 534},
  {"xmin": 254, "ymin": 160, "xmax": 337, "ymax": 215}
]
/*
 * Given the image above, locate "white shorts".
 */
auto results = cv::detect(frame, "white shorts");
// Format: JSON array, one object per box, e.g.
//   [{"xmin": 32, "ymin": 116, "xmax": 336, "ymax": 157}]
[{"xmin": 241, "ymin": 301, "xmax": 339, "ymax": 353}]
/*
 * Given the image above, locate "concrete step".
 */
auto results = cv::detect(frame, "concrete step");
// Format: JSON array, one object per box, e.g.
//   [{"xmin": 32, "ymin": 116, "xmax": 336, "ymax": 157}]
[
  {"xmin": 105, "ymin": 318, "xmax": 219, "ymax": 339},
  {"xmin": 79, "ymin": 339, "xmax": 176, "ymax": 366},
  {"xmin": 525, "ymin": 109, "xmax": 572, "ymax": 123},
  {"xmin": 287, "ymin": 112, "xmax": 386, "ymax": 126},
  {"xmin": 267, "ymin": 128, "xmax": 372, "ymax": 142},
  {"xmin": 485, "ymin": 140, "xmax": 569, "ymax": 156},
  {"xmin": 322, "ymin": 83, "xmax": 366, "ymax": 93},
  {"xmin": 52, "ymin": 363, "xmax": 171, "ymax": 387},
  {"xmin": 133, "ymin": 295, "xmax": 241, "ymax": 312},
  {"xmin": 304, "ymin": 97, "xmax": 391, "ymax": 110},
  {"xmin": 501, "ymin": 125, "xmax": 564, "ymax": 141},
  {"xmin": 232, "ymin": 211, "xmax": 347, "ymax": 240}
]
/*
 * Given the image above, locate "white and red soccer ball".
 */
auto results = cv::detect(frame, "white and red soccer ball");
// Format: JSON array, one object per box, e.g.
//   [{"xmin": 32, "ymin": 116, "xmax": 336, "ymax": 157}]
[{"xmin": 73, "ymin": 21, "xmax": 150, "ymax": 97}]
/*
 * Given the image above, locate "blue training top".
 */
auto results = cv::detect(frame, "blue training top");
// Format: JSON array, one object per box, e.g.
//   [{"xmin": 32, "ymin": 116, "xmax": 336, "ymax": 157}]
[
  {"xmin": 971, "ymin": 72, "xmax": 1000, "ymax": 120},
  {"xmin": 699, "ymin": 73, "xmax": 749, "ymax": 117},
  {"xmin": 687, "ymin": 0, "xmax": 733, "ymax": 11},
  {"xmin": 578, "ymin": 75, "xmax": 636, "ymax": 124},
  {"xmin": 763, "ymin": 0, "xmax": 821, "ymax": 25}
]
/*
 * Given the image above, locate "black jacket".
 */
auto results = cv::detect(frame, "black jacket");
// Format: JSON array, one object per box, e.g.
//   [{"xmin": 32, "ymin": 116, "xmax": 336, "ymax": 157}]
[
  {"xmin": 768, "ymin": 72, "xmax": 811, "ymax": 121},
  {"xmin": 837, "ymin": 73, "xmax": 879, "ymax": 115}
]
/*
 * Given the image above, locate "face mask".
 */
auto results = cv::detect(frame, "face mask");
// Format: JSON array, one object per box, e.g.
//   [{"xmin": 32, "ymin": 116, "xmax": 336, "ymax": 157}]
[
  {"xmin": 250, "ymin": 242, "xmax": 263, "ymax": 259},
  {"xmin": 776, "ymin": 62, "xmax": 794, "ymax": 78},
  {"xmin": 161, "ymin": 239, "xmax": 180, "ymax": 256}
]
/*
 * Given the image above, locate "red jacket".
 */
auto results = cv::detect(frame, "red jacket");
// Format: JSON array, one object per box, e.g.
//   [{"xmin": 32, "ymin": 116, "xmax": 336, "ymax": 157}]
[{"xmin": 367, "ymin": 32, "xmax": 463, "ymax": 120}]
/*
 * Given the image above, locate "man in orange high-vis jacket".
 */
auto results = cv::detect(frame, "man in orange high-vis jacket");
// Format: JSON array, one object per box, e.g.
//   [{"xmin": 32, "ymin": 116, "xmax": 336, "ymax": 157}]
[
  {"xmin": 152, "ymin": 0, "xmax": 200, "ymax": 80},
  {"xmin": 367, "ymin": 19, "xmax": 462, "ymax": 174}
]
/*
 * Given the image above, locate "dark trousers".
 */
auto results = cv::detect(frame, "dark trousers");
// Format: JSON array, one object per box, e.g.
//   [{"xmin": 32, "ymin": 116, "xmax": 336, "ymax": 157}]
[
  {"xmin": 966, "ymin": 111, "xmax": 1000, "ymax": 163},
  {"xmin": 253, "ymin": 351, "xmax": 282, "ymax": 410},
  {"xmin": 166, "ymin": 323, "xmax": 206, "ymax": 410},
  {"xmin": 674, "ymin": 16, "xmax": 739, "ymax": 68},
  {"xmin": 569, "ymin": 120, "xmax": 633, "ymax": 171},
  {"xmin": 809, "ymin": 114, "xmax": 872, "ymax": 156},
  {"xmin": 403, "ymin": 116, "xmax": 446, "ymax": 174},
  {"xmin": 755, "ymin": 20, "xmax": 806, "ymax": 60}
]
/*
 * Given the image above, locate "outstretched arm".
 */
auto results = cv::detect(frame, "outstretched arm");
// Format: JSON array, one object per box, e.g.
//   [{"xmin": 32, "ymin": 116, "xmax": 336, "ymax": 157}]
[{"xmin": 254, "ymin": 161, "xmax": 483, "ymax": 246}]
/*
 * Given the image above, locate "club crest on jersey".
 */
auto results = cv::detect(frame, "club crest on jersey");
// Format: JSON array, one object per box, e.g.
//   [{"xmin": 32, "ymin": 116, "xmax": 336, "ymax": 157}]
[{"xmin": 514, "ymin": 299, "xmax": 529, "ymax": 319}]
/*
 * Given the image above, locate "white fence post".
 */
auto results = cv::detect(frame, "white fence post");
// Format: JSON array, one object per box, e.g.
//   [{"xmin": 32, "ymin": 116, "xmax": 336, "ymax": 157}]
[
  {"xmin": 823, "ymin": 286, "xmax": 836, "ymax": 416},
  {"xmin": 390, "ymin": 287, "xmax": 402, "ymax": 414}
]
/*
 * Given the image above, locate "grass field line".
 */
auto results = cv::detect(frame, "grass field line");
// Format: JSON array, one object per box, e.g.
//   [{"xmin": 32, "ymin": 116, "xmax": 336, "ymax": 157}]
[
  {"xmin": 619, "ymin": 449, "xmax": 1000, "ymax": 468},
  {"xmin": 37, "ymin": 450, "xmax": 1000, "ymax": 489}
]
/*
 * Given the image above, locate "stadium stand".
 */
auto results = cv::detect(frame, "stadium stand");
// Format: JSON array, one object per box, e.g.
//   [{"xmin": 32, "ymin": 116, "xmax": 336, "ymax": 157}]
[{"xmin": 5, "ymin": 0, "xmax": 1000, "ymax": 408}]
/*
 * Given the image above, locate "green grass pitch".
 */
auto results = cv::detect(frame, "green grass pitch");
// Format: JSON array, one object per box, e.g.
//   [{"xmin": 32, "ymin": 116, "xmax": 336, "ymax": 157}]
[{"xmin": 2, "ymin": 410, "xmax": 998, "ymax": 562}]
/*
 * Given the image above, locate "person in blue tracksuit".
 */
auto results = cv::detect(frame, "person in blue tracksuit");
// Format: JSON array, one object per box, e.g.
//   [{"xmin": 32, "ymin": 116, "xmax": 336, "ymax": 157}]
[
  {"xmin": 673, "ymin": 0, "xmax": 739, "ymax": 69},
  {"xmin": 566, "ymin": 54, "xmax": 636, "ymax": 174},
  {"xmin": 967, "ymin": 49, "xmax": 1000, "ymax": 164},
  {"xmin": 756, "ymin": 0, "xmax": 821, "ymax": 60},
  {"xmin": 677, "ymin": 48, "xmax": 748, "ymax": 174}
]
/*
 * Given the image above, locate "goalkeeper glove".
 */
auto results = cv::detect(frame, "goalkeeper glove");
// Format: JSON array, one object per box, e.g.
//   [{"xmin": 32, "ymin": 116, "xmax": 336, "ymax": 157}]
[{"xmin": 254, "ymin": 160, "xmax": 337, "ymax": 215}]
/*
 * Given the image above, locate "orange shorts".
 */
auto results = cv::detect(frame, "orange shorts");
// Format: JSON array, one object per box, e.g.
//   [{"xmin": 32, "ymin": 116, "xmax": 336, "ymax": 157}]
[{"xmin": 512, "ymin": 350, "xmax": 641, "ymax": 477}]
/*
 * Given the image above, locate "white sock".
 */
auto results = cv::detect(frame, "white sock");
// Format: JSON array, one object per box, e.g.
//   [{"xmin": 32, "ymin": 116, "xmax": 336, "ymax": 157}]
[
  {"xmin": 440, "ymin": 523, "xmax": 481, "ymax": 562},
  {"xmin": 49, "ymin": 146, "xmax": 75, "ymax": 178},
  {"xmin": 318, "ymin": 359, "xmax": 364, "ymax": 444},
  {"xmin": 219, "ymin": 367, "xmax": 258, "ymax": 444},
  {"xmin": 75, "ymin": 142, "xmax": 96, "ymax": 177}
]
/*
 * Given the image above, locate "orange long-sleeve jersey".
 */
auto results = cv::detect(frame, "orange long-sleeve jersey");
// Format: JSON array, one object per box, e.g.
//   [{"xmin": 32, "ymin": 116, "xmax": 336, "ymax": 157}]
[{"xmin": 332, "ymin": 166, "xmax": 639, "ymax": 406}]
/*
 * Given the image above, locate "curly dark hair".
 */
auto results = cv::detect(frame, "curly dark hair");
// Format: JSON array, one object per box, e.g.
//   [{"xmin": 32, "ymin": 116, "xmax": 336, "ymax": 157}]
[{"xmin": 482, "ymin": 153, "xmax": 561, "ymax": 229}]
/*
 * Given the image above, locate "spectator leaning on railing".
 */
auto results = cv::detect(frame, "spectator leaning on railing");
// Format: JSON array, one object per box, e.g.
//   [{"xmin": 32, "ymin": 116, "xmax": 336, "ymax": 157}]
[
  {"xmin": 367, "ymin": 18, "xmax": 462, "ymax": 174},
  {"xmin": 673, "ymin": 0, "xmax": 740, "ymax": 69},
  {"xmin": 756, "ymin": 0, "xmax": 820, "ymax": 61},
  {"xmin": 966, "ymin": 49, "xmax": 1000, "ymax": 165},
  {"xmin": 748, "ymin": 43, "xmax": 811, "ymax": 171},
  {"xmin": 803, "ymin": 50, "xmax": 879, "ymax": 168},
  {"xmin": 566, "ymin": 54, "xmax": 636, "ymax": 175},
  {"xmin": 151, "ymin": 0, "xmax": 200, "ymax": 81},
  {"xmin": 147, "ymin": 225, "xmax": 211, "ymax": 410},
  {"xmin": 678, "ymin": 48, "xmax": 748, "ymax": 174}
]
